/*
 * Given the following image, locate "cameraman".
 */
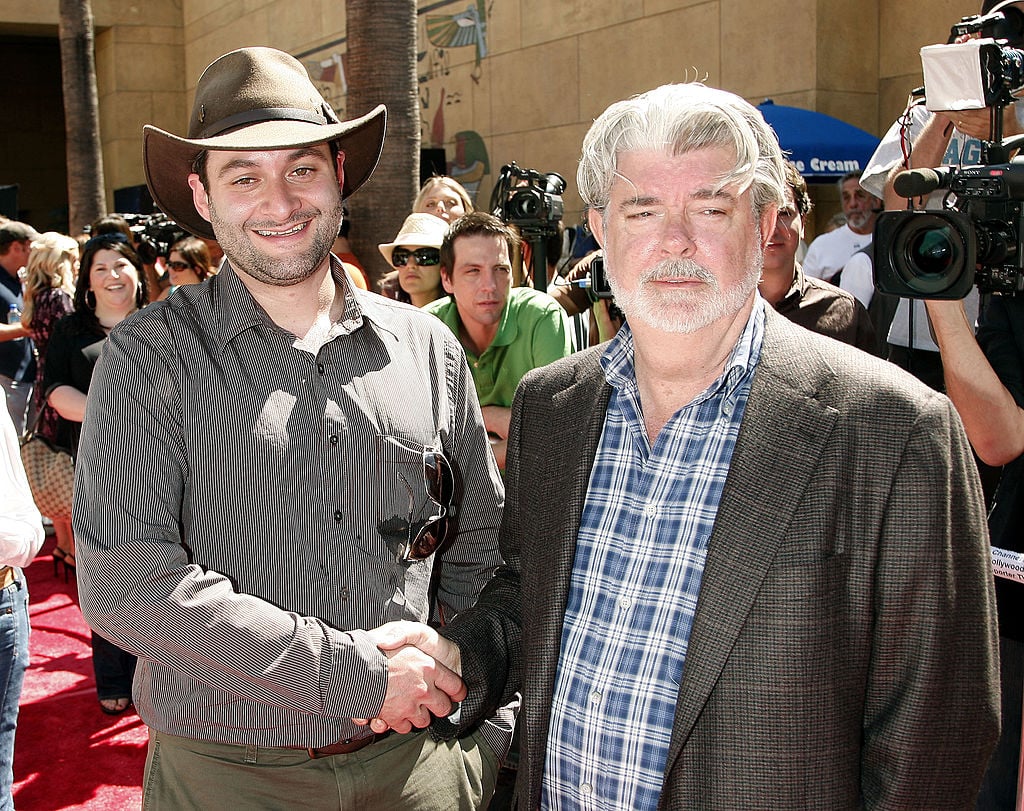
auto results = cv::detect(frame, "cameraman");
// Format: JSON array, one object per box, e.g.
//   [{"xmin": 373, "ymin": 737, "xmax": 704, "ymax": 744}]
[
  {"xmin": 548, "ymin": 249, "xmax": 625, "ymax": 349},
  {"xmin": 886, "ymin": 5, "xmax": 1024, "ymax": 805},
  {"xmin": 863, "ymin": 101, "xmax": 994, "ymax": 389}
]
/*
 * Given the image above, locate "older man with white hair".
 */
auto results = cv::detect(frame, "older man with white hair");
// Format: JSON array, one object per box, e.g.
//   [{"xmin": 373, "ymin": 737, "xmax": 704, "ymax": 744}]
[{"xmin": 405, "ymin": 82, "xmax": 1001, "ymax": 809}]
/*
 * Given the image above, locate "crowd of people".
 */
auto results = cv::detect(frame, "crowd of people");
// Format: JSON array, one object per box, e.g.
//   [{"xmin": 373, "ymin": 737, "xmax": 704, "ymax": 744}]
[{"xmin": 0, "ymin": 13, "xmax": 1023, "ymax": 807}]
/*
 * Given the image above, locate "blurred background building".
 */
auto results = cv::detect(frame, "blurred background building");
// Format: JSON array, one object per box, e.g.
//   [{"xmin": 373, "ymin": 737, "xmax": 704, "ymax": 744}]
[{"xmin": 0, "ymin": 0, "xmax": 979, "ymax": 240}]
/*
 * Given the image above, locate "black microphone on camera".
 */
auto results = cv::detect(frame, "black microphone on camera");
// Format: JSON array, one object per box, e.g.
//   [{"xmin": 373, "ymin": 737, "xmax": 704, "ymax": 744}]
[{"xmin": 892, "ymin": 167, "xmax": 954, "ymax": 198}]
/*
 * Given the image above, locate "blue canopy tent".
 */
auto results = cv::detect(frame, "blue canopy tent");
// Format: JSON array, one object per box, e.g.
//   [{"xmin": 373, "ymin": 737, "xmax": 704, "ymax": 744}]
[{"xmin": 757, "ymin": 100, "xmax": 881, "ymax": 182}]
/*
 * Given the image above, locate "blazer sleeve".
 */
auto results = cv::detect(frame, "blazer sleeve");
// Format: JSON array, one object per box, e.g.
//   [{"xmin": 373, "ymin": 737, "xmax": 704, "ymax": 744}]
[
  {"xmin": 432, "ymin": 382, "xmax": 526, "ymax": 737},
  {"xmin": 861, "ymin": 393, "xmax": 1000, "ymax": 808}
]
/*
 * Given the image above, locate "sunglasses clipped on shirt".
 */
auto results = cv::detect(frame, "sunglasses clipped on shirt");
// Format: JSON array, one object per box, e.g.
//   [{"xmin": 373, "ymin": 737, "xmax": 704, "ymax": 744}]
[
  {"xmin": 391, "ymin": 247, "xmax": 441, "ymax": 268},
  {"xmin": 400, "ymin": 449, "xmax": 455, "ymax": 562}
]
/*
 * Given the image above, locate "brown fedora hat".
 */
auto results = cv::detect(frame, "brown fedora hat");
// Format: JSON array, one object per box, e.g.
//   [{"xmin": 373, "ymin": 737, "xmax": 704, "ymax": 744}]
[{"xmin": 143, "ymin": 47, "xmax": 386, "ymax": 239}]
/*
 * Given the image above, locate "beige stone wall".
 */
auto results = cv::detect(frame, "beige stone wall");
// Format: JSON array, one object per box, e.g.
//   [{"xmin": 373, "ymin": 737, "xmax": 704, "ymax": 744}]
[
  {"xmin": 0, "ymin": 0, "xmax": 187, "ymax": 215},
  {"xmin": 0, "ymin": 0, "xmax": 992, "ymax": 227}
]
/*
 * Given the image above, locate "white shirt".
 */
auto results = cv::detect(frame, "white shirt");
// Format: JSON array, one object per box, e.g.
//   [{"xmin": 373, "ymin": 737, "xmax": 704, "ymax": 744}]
[
  {"xmin": 802, "ymin": 224, "xmax": 873, "ymax": 281},
  {"xmin": 839, "ymin": 251, "xmax": 874, "ymax": 309},
  {"xmin": 0, "ymin": 406, "xmax": 44, "ymax": 568}
]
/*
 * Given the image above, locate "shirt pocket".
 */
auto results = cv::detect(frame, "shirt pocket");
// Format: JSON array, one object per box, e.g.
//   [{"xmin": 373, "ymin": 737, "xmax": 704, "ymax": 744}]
[{"xmin": 352, "ymin": 433, "xmax": 442, "ymax": 621}]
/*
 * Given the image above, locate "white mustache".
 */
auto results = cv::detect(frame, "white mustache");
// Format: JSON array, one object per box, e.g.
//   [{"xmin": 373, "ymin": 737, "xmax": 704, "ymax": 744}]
[{"xmin": 640, "ymin": 259, "xmax": 717, "ymax": 285}]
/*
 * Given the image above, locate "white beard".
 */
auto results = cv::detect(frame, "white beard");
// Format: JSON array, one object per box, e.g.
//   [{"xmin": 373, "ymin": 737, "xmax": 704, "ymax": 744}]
[{"xmin": 608, "ymin": 250, "xmax": 762, "ymax": 334}]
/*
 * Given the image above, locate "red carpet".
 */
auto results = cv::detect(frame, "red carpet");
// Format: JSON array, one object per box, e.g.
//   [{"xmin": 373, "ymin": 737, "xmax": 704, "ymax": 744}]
[{"xmin": 14, "ymin": 535, "xmax": 146, "ymax": 810}]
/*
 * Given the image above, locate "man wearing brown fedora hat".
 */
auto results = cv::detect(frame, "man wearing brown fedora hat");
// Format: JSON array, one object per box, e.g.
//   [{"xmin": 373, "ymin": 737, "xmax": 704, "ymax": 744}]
[{"xmin": 73, "ymin": 47, "xmax": 508, "ymax": 809}]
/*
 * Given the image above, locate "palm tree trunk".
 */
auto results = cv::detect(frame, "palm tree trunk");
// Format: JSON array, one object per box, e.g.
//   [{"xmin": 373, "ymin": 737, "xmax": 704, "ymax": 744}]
[
  {"xmin": 345, "ymin": 0, "xmax": 419, "ymax": 288},
  {"xmin": 59, "ymin": 0, "xmax": 106, "ymax": 234}
]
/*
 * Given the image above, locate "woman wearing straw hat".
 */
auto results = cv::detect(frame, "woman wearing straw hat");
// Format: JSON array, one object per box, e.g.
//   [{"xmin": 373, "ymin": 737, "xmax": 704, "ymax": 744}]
[{"xmin": 378, "ymin": 213, "xmax": 449, "ymax": 308}]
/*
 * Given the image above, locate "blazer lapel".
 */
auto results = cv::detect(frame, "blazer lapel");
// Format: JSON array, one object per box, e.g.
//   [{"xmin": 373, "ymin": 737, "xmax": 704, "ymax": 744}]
[{"xmin": 663, "ymin": 312, "xmax": 841, "ymax": 771}]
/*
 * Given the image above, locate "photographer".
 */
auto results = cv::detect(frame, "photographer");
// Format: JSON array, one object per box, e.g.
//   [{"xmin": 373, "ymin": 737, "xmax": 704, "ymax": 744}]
[
  {"xmin": 865, "ymin": 1, "xmax": 1024, "ymax": 390},
  {"xmin": 876, "ymin": 3, "xmax": 1024, "ymax": 804},
  {"xmin": 548, "ymin": 249, "xmax": 626, "ymax": 349}
]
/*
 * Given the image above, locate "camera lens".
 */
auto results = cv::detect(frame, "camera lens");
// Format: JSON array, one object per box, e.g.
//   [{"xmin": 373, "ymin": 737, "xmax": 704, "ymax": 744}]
[
  {"xmin": 906, "ymin": 227, "xmax": 956, "ymax": 276},
  {"xmin": 887, "ymin": 212, "xmax": 973, "ymax": 297},
  {"xmin": 510, "ymin": 190, "xmax": 541, "ymax": 220}
]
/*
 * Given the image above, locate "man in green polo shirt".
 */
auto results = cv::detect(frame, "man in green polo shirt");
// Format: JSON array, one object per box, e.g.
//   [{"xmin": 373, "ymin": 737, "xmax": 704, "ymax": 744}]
[{"xmin": 426, "ymin": 212, "xmax": 571, "ymax": 468}]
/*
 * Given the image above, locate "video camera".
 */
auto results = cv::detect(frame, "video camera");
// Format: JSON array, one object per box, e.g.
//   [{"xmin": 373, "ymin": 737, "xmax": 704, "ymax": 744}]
[
  {"xmin": 873, "ymin": 3, "xmax": 1024, "ymax": 299},
  {"xmin": 490, "ymin": 162, "xmax": 566, "ymax": 291},
  {"xmin": 122, "ymin": 213, "xmax": 186, "ymax": 265},
  {"xmin": 490, "ymin": 162, "xmax": 565, "ymax": 234}
]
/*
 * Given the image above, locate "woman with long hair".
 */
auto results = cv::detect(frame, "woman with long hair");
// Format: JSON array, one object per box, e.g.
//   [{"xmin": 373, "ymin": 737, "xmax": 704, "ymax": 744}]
[
  {"xmin": 22, "ymin": 232, "xmax": 79, "ymax": 563},
  {"xmin": 44, "ymin": 233, "xmax": 147, "ymax": 716},
  {"xmin": 413, "ymin": 175, "xmax": 474, "ymax": 223}
]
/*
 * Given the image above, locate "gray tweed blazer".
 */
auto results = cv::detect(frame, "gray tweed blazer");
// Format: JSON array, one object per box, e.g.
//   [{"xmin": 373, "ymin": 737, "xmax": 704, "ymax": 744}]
[{"xmin": 441, "ymin": 307, "xmax": 999, "ymax": 810}]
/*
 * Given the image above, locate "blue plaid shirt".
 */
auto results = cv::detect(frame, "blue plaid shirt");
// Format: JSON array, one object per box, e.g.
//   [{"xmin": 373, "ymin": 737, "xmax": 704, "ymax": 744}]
[{"xmin": 541, "ymin": 302, "xmax": 764, "ymax": 810}]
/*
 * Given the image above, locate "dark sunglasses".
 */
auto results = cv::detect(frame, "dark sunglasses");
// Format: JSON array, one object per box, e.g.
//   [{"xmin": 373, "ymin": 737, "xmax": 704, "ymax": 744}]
[
  {"xmin": 400, "ymin": 449, "xmax": 455, "ymax": 562},
  {"xmin": 165, "ymin": 260, "xmax": 192, "ymax": 272},
  {"xmin": 391, "ymin": 247, "xmax": 441, "ymax": 268}
]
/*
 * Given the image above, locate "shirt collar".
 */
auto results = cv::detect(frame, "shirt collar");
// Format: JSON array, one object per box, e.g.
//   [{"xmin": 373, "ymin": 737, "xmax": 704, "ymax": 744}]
[
  {"xmin": 601, "ymin": 298, "xmax": 765, "ymax": 402},
  {"xmin": 212, "ymin": 255, "xmax": 365, "ymax": 352},
  {"xmin": 778, "ymin": 264, "xmax": 809, "ymax": 307},
  {"xmin": 443, "ymin": 292, "xmax": 516, "ymax": 359}
]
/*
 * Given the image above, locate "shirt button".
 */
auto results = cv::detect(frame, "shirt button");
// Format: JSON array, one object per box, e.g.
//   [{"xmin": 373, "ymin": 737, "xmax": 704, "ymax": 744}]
[
  {"xmin": 590, "ymin": 690, "xmax": 602, "ymax": 705},
  {"xmin": 580, "ymin": 783, "xmax": 593, "ymax": 796},
  {"xmin": 644, "ymin": 503, "xmax": 658, "ymax": 518},
  {"xmin": 618, "ymin": 595, "xmax": 632, "ymax": 610},
  {"xmin": 334, "ymin": 510, "xmax": 343, "ymax": 522},
  {"xmin": 317, "ymin": 363, "xmax": 325, "ymax": 375},
  {"xmin": 330, "ymin": 435, "xmax": 339, "ymax": 446}
]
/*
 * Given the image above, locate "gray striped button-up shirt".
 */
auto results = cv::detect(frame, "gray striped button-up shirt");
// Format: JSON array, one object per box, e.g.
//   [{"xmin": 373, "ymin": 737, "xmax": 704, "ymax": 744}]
[{"xmin": 75, "ymin": 259, "xmax": 504, "ymax": 748}]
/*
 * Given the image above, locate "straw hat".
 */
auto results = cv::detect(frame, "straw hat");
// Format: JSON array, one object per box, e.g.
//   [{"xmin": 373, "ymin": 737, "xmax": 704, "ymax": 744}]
[
  {"xmin": 377, "ymin": 213, "xmax": 450, "ymax": 266},
  {"xmin": 143, "ymin": 47, "xmax": 386, "ymax": 239}
]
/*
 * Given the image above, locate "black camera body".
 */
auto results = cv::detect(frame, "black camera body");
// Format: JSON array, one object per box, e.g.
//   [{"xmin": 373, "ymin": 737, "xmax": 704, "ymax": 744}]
[
  {"xmin": 490, "ymin": 162, "xmax": 565, "ymax": 231},
  {"xmin": 122, "ymin": 212, "xmax": 185, "ymax": 264},
  {"xmin": 586, "ymin": 254, "xmax": 614, "ymax": 300},
  {"xmin": 875, "ymin": 161, "xmax": 1024, "ymax": 298},
  {"xmin": 949, "ymin": 5, "xmax": 1024, "ymax": 107}
]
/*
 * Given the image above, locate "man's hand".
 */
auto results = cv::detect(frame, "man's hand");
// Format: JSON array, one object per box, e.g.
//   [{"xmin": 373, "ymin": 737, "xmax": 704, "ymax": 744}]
[
  {"xmin": 366, "ymin": 621, "xmax": 462, "ymax": 673},
  {"xmin": 937, "ymin": 103, "xmax": 1024, "ymax": 141},
  {"xmin": 353, "ymin": 621, "xmax": 465, "ymax": 734}
]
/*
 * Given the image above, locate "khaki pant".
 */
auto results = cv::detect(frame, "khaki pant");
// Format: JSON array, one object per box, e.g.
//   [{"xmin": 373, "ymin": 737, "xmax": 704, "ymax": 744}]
[{"xmin": 142, "ymin": 727, "xmax": 499, "ymax": 810}]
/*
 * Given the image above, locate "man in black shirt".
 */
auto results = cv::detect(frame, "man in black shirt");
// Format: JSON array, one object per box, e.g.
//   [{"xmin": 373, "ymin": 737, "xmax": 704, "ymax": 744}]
[{"xmin": 0, "ymin": 221, "xmax": 38, "ymax": 434}]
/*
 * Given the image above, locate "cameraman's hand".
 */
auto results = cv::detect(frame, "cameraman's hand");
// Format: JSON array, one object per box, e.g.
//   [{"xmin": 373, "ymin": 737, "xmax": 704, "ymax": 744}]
[
  {"xmin": 548, "ymin": 250, "xmax": 602, "ymax": 317},
  {"xmin": 943, "ymin": 108, "xmax": 992, "ymax": 140},
  {"xmin": 937, "ymin": 107, "xmax": 1018, "ymax": 141}
]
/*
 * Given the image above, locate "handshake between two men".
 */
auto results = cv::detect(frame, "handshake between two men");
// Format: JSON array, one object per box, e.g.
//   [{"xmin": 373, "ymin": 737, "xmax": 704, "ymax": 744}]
[{"xmin": 353, "ymin": 621, "xmax": 466, "ymax": 734}]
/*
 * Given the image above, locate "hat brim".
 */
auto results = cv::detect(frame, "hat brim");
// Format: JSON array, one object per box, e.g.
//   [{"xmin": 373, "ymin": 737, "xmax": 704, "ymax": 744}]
[{"xmin": 143, "ymin": 105, "xmax": 386, "ymax": 240}]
